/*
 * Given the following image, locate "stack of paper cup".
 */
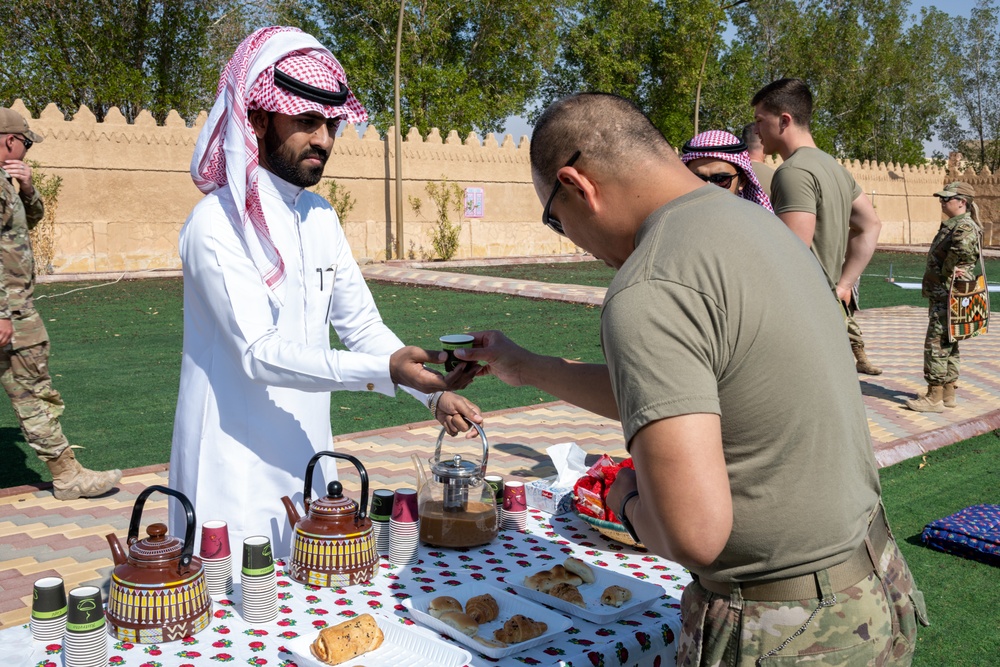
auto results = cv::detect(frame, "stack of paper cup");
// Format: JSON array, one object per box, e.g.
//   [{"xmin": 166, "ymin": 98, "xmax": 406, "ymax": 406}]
[
  {"xmin": 501, "ymin": 481, "xmax": 528, "ymax": 531},
  {"xmin": 370, "ymin": 489, "xmax": 394, "ymax": 556},
  {"xmin": 200, "ymin": 520, "xmax": 233, "ymax": 596},
  {"xmin": 29, "ymin": 577, "xmax": 67, "ymax": 641},
  {"xmin": 389, "ymin": 488, "xmax": 420, "ymax": 566},
  {"xmin": 63, "ymin": 586, "xmax": 108, "ymax": 667},
  {"xmin": 240, "ymin": 536, "xmax": 278, "ymax": 623}
]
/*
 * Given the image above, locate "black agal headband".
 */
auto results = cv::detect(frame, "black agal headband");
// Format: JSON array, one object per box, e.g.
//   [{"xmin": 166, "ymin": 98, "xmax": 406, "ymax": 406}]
[
  {"xmin": 681, "ymin": 138, "xmax": 747, "ymax": 155},
  {"xmin": 274, "ymin": 67, "xmax": 349, "ymax": 106}
]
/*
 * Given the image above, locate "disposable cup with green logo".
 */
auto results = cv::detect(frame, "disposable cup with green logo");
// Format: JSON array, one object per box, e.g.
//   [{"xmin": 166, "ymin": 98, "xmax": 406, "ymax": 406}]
[{"xmin": 439, "ymin": 334, "xmax": 475, "ymax": 372}]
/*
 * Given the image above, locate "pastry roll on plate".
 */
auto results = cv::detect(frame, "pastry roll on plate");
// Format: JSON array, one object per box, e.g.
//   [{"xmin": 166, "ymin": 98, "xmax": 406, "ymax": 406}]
[{"xmin": 310, "ymin": 613, "xmax": 384, "ymax": 665}]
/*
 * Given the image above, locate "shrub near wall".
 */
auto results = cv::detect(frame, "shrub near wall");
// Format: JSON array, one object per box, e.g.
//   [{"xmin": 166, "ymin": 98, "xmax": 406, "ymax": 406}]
[{"xmin": 9, "ymin": 97, "xmax": 990, "ymax": 274}]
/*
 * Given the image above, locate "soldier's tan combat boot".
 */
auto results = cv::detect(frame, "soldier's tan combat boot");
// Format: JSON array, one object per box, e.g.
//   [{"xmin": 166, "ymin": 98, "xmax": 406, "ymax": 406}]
[
  {"xmin": 943, "ymin": 382, "xmax": 957, "ymax": 408},
  {"xmin": 45, "ymin": 448, "xmax": 122, "ymax": 500},
  {"xmin": 851, "ymin": 343, "xmax": 882, "ymax": 375},
  {"xmin": 905, "ymin": 385, "xmax": 945, "ymax": 413}
]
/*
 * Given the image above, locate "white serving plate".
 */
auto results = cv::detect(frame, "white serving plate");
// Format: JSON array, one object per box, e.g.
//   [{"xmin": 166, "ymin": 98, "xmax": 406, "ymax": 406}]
[
  {"xmin": 287, "ymin": 614, "xmax": 472, "ymax": 667},
  {"xmin": 509, "ymin": 559, "xmax": 666, "ymax": 624},
  {"xmin": 404, "ymin": 581, "xmax": 573, "ymax": 660}
]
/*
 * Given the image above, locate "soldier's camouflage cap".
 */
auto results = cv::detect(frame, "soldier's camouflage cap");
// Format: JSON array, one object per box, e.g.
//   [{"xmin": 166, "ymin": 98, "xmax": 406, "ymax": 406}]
[
  {"xmin": 934, "ymin": 181, "xmax": 975, "ymax": 199},
  {"xmin": 0, "ymin": 108, "xmax": 42, "ymax": 144}
]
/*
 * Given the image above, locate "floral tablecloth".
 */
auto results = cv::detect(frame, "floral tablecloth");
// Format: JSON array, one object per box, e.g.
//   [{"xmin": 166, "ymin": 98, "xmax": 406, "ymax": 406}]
[{"xmin": 1, "ymin": 511, "xmax": 690, "ymax": 667}]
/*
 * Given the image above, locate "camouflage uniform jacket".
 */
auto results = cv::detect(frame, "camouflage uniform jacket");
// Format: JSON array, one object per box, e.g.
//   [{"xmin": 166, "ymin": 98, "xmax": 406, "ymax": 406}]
[
  {"xmin": 0, "ymin": 166, "xmax": 48, "ymax": 349},
  {"xmin": 921, "ymin": 211, "xmax": 982, "ymax": 302}
]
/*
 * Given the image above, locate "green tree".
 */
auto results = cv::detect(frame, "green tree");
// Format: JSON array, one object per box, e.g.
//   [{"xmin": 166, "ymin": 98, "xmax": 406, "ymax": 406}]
[
  {"xmin": 293, "ymin": 0, "xmax": 561, "ymax": 136},
  {"xmin": 0, "ymin": 0, "xmax": 258, "ymax": 123},
  {"xmin": 937, "ymin": 0, "xmax": 1000, "ymax": 171},
  {"xmin": 715, "ymin": 0, "xmax": 954, "ymax": 164},
  {"xmin": 538, "ymin": 0, "xmax": 725, "ymax": 146}
]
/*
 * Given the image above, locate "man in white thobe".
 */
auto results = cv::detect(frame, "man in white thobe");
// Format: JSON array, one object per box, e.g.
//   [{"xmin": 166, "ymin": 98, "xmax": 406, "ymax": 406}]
[{"xmin": 170, "ymin": 26, "xmax": 481, "ymax": 554}]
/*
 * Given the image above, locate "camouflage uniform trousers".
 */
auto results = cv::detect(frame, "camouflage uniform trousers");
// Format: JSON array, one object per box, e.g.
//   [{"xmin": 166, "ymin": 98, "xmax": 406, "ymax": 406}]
[
  {"xmin": 677, "ymin": 517, "xmax": 929, "ymax": 666},
  {"xmin": 0, "ymin": 341, "xmax": 70, "ymax": 462},
  {"xmin": 923, "ymin": 299, "xmax": 959, "ymax": 385}
]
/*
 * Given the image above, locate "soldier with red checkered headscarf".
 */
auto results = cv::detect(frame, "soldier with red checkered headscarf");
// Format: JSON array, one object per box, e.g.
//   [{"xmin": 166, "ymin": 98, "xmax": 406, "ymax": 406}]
[{"xmin": 171, "ymin": 27, "xmax": 482, "ymax": 554}]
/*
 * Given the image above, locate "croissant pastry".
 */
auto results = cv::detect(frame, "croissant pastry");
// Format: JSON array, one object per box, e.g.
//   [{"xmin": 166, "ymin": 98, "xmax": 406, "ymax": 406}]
[
  {"xmin": 601, "ymin": 585, "xmax": 633, "ymax": 608},
  {"xmin": 493, "ymin": 614, "xmax": 548, "ymax": 644},
  {"xmin": 465, "ymin": 593, "xmax": 500, "ymax": 623},
  {"xmin": 548, "ymin": 582, "xmax": 586, "ymax": 608},
  {"xmin": 310, "ymin": 613, "xmax": 384, "ymax": 665}
]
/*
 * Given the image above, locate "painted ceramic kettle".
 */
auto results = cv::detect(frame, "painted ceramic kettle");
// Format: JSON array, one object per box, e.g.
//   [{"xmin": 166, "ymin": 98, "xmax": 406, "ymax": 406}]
[
  {"xmin": 282, "ymin": 451, "xmax": 378, "ymax": 587},
  {"xmin": 105, "ymin": 485, "xmax": 212, "ymax": 643}
]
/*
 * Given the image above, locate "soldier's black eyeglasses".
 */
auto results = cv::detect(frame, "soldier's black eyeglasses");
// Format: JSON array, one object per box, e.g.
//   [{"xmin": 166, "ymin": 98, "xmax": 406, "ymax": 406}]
[
  {"xmin": 11, "ymin": 135, "xmax": 32, "ymax": 151},
  {"xmin": 541, "ymin": 150, "xmax": 581, "ymax": 237},
  {"xmin": 938, "ymin": 196, "xmax": 957, "ymax": 203}
]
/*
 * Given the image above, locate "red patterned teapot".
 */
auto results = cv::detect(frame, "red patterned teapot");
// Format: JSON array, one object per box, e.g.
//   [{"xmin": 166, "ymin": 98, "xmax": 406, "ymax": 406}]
[
  {"xmin": 281, "ymin": 451, "xmax": 377, "ymax": 587},
  {"xmin": 105, "ymin": 486, "xmax": 212, "ymax": 643}
]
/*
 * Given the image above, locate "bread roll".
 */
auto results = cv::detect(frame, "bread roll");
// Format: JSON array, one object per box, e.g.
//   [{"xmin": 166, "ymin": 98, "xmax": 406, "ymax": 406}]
[
  {"xmin": 549, "ymin": 564, "xmax": 584, "ymax": 587},
  {"xmin": 310, "ymin": 613, "xmax": 384, "ymax": 665},
  {"xmin": 563, "ymin": 557, "xmax": 596, "ymax": 584},
  {"xmin": 493, "ymin": 614, "xmax": 548, "ymax": 644},
  {"xmin": 600, "ymin": 585, "xmax": 632, "ymax": 608},
  {"xmin": 439, "ymin": 610, "xmax": 479, "ymax": 637},
  {"xmin": 523, "ymin": 570, "xmax": 553, "ymax": 591},
  {"xmin": 524, "ymin": 565, "xmax": 583, "ymax": 592},
  {"xmin": 465, "ymin": 593, "xmax": 499, "ymax": 623},
  {"xmin": 428, "ymin": 595, "xmax": 463, "ymax": 619},
  {"xmin": 549, "ymin": 582, "xmax": 586, "ymax": 608}
]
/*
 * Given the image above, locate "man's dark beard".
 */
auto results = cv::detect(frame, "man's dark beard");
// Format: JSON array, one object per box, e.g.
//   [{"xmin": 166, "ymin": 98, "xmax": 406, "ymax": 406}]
[{"xmin": 262, "ymin": 122, "xmax": 329, "ymax": 187}]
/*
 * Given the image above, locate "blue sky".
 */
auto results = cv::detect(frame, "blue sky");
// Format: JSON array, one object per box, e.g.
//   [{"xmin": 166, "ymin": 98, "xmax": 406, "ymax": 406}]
[{"xmin": 501, "ymin": 0, "xmax": 982, "ymax": 156}]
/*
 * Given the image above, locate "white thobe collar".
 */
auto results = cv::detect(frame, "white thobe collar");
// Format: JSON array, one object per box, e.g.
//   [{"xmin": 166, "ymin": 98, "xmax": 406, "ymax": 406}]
[{"xmin": 257, "ymin": 167, "xmax": 305, "ymax": 208}]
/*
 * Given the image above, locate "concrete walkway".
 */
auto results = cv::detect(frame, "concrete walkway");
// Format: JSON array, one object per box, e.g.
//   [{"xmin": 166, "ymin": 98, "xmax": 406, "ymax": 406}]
[{"xmin": 3, "ymin": 263, "xmax": 999, "ymax": 629}]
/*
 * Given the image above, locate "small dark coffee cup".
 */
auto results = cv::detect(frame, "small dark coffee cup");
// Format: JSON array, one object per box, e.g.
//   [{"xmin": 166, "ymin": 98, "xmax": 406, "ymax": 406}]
[
  {"xmin": 370, "ymin": 488, "xmax": 395, "ymax": 522},
  {"xmin": 242, "ymin": 536, "xmax": 275, "ymax": 576},
  {"xmin": 31, "ymin": 577, "xmax": 67, "ymax": 619},
  {"xmin": 66, "ymin": 586, "xmax": 104, "ymax": 633},
  {"xmin": 439, "ymin": 334, "xmax": 475, "ymax": 372}
]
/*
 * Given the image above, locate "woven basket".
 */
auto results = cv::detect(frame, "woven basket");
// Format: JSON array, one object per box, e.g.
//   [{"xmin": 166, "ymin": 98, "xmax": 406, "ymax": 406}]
[{"xmin": 577, "ymin": 512, "xmax": 644, "ymax": 549}]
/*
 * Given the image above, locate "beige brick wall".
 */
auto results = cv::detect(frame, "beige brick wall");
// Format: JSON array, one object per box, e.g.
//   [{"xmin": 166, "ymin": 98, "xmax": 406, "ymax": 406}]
[{"xmin": 11, "ymin": 99, "xmax": 983, "ymax": 274}]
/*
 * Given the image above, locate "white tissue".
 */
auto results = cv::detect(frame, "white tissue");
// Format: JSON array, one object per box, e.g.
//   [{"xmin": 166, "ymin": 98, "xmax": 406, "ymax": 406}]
[{"xmin": 547, "ymin": 441, "xmax": 589, "ymax": 488}]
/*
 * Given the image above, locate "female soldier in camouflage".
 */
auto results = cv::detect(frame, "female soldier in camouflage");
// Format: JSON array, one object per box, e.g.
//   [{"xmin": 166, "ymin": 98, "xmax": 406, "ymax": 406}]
[{"xmin": 906, "ymin": 181, "xmax": 983, "ymax": 412}]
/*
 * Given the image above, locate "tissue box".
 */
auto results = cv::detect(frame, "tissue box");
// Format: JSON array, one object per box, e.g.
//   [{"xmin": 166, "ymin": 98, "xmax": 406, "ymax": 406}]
[{"xmin": 526, "ymin": 476, "xmax": 576, "ymax": 516}]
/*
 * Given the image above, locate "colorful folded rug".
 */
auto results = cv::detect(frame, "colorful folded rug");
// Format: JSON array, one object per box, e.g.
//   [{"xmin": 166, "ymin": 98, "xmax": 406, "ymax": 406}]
[{"xmin": 921, "ymin": 504, "xmax": 1000, "ymax": 566}]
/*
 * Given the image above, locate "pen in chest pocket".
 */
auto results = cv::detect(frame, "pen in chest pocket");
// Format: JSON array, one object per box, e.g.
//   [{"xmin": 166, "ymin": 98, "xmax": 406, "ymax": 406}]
[{"xmin": 316, "ymin": 264, "xmax": 337, "ymax": 291}]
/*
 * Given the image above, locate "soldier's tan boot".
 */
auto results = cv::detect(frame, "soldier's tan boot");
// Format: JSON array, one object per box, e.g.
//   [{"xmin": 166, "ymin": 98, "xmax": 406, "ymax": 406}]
[
  {"xmin": 943, "ymin": 382, "xmax": 957, "ymax": 408},
  {"xmin": 45, "ymin": 448, "xmax": 122, "ymax": 500},
  {"xmin": 852, "ymin": 343, "xmax": 882, "ymax": 375},
  {"xmin": 905, "ymin": 385, "xmax": 946, "ymax": 413}
]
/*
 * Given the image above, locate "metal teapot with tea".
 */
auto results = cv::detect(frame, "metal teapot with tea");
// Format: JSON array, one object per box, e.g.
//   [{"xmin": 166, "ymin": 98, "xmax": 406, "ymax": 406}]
[{"xmin": 417, "ymin": 423, "xmax": 498, "ymax": 548}]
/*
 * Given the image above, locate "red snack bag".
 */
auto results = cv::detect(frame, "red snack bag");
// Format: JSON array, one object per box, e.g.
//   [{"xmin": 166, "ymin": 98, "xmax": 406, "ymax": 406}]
[{"xmin": 573, "ymin": 456, "xmax": 634, "ymax": 522}]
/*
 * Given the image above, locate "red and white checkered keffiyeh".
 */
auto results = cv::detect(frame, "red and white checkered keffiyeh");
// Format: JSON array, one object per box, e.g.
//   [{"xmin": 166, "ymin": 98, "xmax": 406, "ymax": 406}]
[
  {"xmin": 190, "ymin": 26, "xmax": 368, "ymax": 304},
  {"xmin": 680, "ymin": 130, "xmax": 773, "ymax": 212}
]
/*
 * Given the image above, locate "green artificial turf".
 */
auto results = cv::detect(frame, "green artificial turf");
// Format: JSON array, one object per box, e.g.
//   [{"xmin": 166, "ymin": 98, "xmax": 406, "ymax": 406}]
[
  {"xmin": 0, "ymin": 277, "xmax": 603, "ymax": 488},
  {"xmin": 878, "ymin": 430, "xmax": 1000, "ymax": 666}
]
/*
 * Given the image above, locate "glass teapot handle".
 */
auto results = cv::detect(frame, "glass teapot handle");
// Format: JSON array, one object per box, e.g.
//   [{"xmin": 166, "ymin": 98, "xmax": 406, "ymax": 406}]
[
  {"xmin": 303, "ymin": 451, "xmax": 370, "ymax": 521},
  {"xmin": 433, "ymin": 423, "xmax": 489, "ymax": 480},
  {"xmin": 127, "ymin": 485, "xmax": 196, "ymax": 568}
]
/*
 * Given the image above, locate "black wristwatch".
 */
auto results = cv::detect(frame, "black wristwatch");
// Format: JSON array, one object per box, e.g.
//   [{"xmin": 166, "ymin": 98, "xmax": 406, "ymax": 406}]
[{"xmin": 618, "ymin": 490, "xmax": 641, "ymax": 543}]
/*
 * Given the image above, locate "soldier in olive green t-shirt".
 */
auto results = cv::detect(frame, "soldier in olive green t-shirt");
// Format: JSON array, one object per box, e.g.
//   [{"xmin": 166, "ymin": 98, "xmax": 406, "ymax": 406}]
[
  {"xmin": 752, "ymin": 79, "xmax": 884, "ymax": 375},
  {"xmin": 459, "ymin": 92, "xmax": 926, "ymax": 667}
]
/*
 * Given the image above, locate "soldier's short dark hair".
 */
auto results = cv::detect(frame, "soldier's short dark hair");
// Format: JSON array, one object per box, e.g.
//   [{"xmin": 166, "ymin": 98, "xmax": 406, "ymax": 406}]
[
  {"xmin": 741, "ymin": 123, "xmax": 762, "ymax": 151},
  {"xmin": 751, "ymin": 78, "xmax": 812, "ymax": 128},
  {"xmin": 530, "ymin": 93, "xmax": 676, "ymax": 186}
]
